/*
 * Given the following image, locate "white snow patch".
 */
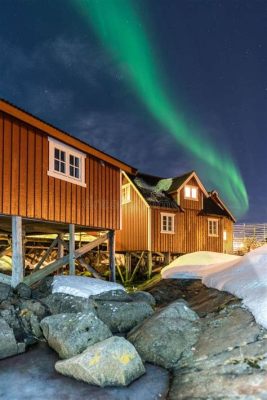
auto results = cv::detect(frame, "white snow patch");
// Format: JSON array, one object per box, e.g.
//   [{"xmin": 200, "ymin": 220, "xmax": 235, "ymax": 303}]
[
  {"xmin": 161, "ymin": 247, "xmax": 267, "ymax": 329},
  {"xmin": 52, "ymin": 275, "xmax": 125, "ymax": 298}
]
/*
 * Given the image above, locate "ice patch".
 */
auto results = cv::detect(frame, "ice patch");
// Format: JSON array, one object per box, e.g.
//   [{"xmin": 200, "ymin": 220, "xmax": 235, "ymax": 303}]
[{"xmin": 52, "ymin": 275, "xmax": 125, "ymax": 298}]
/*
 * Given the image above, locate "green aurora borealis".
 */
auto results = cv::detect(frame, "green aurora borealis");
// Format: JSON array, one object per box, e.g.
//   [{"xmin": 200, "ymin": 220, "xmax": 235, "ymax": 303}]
[{"xmin": 73, "ymin": 0, "xmax": 248, "ymax": 217}]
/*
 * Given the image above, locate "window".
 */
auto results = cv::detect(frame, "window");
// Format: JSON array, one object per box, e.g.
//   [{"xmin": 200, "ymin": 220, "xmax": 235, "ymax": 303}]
[
  {"xmin": 208, "ymin": 219, "xmax": 219, "ymax": 237},
  {"xmin": 223, "ymin": 230, "xmax": 227, "ymax": 241},
  {"xmin": 122, "ymin": 184, "xmax": 131, "ymax": 204},
  {"xmin": 48, "ymin": 137, "xmax": 86, "ymax": 187},
  {"xmin": 161, "ymin": 213, "xmax": 175, "ymax": 234},
  {"xmin": 184, "ymin": 185, "xmax": 198, "ymax": 200}
]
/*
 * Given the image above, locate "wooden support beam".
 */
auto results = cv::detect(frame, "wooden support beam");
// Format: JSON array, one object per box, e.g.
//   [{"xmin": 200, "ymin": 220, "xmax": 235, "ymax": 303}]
[
  {"xmin": 109, "ymin": 230, "xmax": 116, "ymax": 282},
  {"xmin": 147, "ymin": 251, "xmax": 153, "ymax": 279},
  {"xmin": 58, "ymin": 233, "xmax": 64, "ymax": 259},
  {"xmin": 164, "ymin": 252, "xmax": 171, "ymax": 265},
  {"xmin": 69, "ymin": 224, "xmax": 75, "ymax": 275},
  {"xmin": 23, "ymin": 234, "xmax": 108, "ymax": 286},
  {"xmin": 129, "ymin": 251, "xmax": 144, "ymax": 282},
  {"xmin": 11, "ymin": 216, "xmax": 24, "ymax": 288},
  {"xmin": 33, "ymin": 238, "xmax": 58, "ymax": 271},
  {"xmin": 76, "ymin": 257, "xmax": 102, "ymax": 279}
]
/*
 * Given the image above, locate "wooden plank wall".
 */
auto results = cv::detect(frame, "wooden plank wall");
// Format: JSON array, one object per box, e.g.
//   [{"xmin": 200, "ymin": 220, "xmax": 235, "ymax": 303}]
[
  {"xmin": 179, "ymin": 176, "xmax": 203, "ymax": 210},
  {"xmin": 116, "ymin": 178, "xmax": 149, "ymax": 251},
  {"xmin": 151, "ymin": 208, "xmax": 180, "ymax": 253},
  {"xmin": 223, "ymin": 217, "xmax": 234, "ymax": 253},
  {"xmin": 0, "ymin": 111, "xmax": 120, "ymax": 230}
]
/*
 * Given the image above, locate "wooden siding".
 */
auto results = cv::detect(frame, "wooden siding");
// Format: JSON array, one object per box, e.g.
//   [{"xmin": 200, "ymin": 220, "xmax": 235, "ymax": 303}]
[
  {"xmin": 223, "ymin": 217, "xmax": 234, "ymax": 253},
  {"xmin": 151, "ymin": 208, "xmax": 180, "ymax": 253},
  {"xmin": 179, "ymin": 176, "xmax": 204, "ymax": 210},
  {"xmin": 0, "ymin": 111, "xmax": 120, "ymax": 230},
  {"xmin": 116, "ymin": 178, "xmax": 149, "ymax": 251}
]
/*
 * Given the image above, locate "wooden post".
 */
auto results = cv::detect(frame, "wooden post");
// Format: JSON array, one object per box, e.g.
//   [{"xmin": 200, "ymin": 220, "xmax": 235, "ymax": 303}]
[
  {"xmin": 109, "ymin": 230, "xmax": 116, "ymax": 282},
  {"xmin": 147, "ymin": 251, "xmax": 153, "ymax": 279},
  {"xmin": 69, "ymin": 224, "xmax": 75, "ymax": 275},
  {"xmin": 58, "ymin": 234, "xmax": 64, "ymax": 259},
  {"xmin": 164, "ymin": 252, "xmax": 171, "ymax": 265},
  {"xmin": 11, "ymin": 216, "xmax": 24, "ymax": 288}
]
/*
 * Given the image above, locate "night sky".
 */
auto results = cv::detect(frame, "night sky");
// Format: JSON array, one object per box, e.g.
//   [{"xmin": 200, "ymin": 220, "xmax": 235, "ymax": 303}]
[{"xmin": 0, "ymin": 0, "xmax": 266, "ymax": 222}]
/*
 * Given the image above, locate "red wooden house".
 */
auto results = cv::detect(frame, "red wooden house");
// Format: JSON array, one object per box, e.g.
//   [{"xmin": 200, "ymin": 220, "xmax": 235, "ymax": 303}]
[
  {"xmin": 0, "ymin": 99, "xmax": 135, "ymax": 286},
  {"xmin": 116, "ymin": 170, "xmax": 235, "ymax": 269}
]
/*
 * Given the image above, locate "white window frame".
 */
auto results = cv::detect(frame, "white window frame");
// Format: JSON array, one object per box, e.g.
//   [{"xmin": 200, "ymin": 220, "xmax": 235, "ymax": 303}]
[
  {"xmin": 161, "ymin": 213, "xmax": 175, "ymax": 234},
  {"xmin": 208, "ymin": 218, "xmax": 219, "ymax": 237},
  {"xmin": 48, "ymin": 137, "xmax": 86, "ymax": 187},
  {"xmin": 184, "ymin": 185, "xmax": 198, "ymax": 200},
  {"xmin": 122, "ymin": 183, "xmax": 131, "ymax": 204}
]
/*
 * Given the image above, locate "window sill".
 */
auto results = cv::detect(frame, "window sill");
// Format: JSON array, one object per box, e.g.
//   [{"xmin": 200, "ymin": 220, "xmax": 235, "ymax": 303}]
[
  {"xmin": 208, "ymin": 234, "xmax": 219, "ymax": 237},
  {"xmin": 160, "ymin": 231, "xmax": 175, "ymax": 235},
  {"xmin": 47, "ymin": 170, "xmax": 87, "ymax": 187}
]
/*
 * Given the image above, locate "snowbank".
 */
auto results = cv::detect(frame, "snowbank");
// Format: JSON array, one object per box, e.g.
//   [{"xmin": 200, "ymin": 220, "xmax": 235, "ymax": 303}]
[
  {"xmin": 52, "ymin": 276, "xmax": 125, "ymax": 298},
  {"xmin": 161, "ymin": 247, "xmax": 267, "ymax": 329}
]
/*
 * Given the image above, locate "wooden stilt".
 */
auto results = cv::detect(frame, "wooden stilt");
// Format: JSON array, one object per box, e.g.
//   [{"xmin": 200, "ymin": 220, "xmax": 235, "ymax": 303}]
[
  {"xmin": 147, "ymin": 251, "xmax": 153, "ymax": 279},
  {"xmin": 109, "ymin": 230, "xmax": 116, "ymax": 282},
  {"xmin": 164, "ymin": 252, "xmax": 171, "ymax": 265},
  {"xmin": 69, "ymin": 224, "xmax": 75, "ymax": 275},
  {"xmin": 125, "ymin": 252, "xmax": 131, "ymax": 282},
  {"xmin": 11, "ymin": 216, "xmax": 24, "ymax": 288},
  {"xmin": 58, "ymin": 233, "xmax": 64, "ymax": 259}
]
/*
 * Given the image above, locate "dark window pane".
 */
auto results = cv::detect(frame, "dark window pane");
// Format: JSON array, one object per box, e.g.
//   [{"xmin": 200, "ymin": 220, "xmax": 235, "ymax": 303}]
[
  {"xmin": 70, "ymin": 166, "xmax": 74, "ymax": 177},
  {"xmin": 75, "ymin": 168, "xmax": 79, "ymax": 178},
  {"xmin": 70, "ymin": 155, "xmax": 74, "ymax": 165},
  {"xmin": 60, "ymin": 162, "xmax": 65, "ymax": 174},
  {"xmin": 55, "ymin": 148, "xmax": 60, "ymax": 159},
  {"xmin": 61, "ymin": 151, "xmax": 66, "ymax": 162},
  {"xmin": 54, "ymin": 160, "xmax": 59, "ymax": 171},
  {"xmin": 75, "ymin": 157, "xmax": 80, "ymax": 167}
]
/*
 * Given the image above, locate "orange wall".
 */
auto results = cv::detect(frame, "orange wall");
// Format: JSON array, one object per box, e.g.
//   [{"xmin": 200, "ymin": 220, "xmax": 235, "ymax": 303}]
[{"xmin": 0, "ymin": 111, "xmax": 121, "ymax": 230}]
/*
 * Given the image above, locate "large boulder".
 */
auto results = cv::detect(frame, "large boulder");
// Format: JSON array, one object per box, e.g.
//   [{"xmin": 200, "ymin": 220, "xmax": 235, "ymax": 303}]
[
  {"xmin": 55, "ymin": 336, "xmax": 145, "ymax": 387},
  {"xmin": 96, "ymin": 301, "xmax": 154, "ymax": 333},
  {"xmin": 41, "ymin": 293, "xmax": 96, "ymax": 315},
  {"xmin": 15, "ymin": 283, "xmax": 32, "ymax": 299},
  {"xmin": 129, "ymin": 291, "xmax": 156, "ymax": 307},
  {"xmin": 127, "ymin": 300, "xmax": 200, "ymax": 369},
  {"xmin": 40, "ymin": 312, "xmax": 112, "ymax": 359},
  {"xmin": 0, "ymin": 317, "xmax": 25, "ymax": 359},
  {"xmin": 0, "ymin": 283, "xmax": 12, "ymax": 302},
  {"xmin": 91, "ymin": 289, "xmax": 133, "ymax": 303}
]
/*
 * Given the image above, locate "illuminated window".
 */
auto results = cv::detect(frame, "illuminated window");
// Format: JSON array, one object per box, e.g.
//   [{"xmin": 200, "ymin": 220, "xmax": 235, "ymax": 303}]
[
  {"xmin": 48, "ymin": 137, "xmax": 86, "ymax": 187},
  {"xmin": 161, "ymin": 213, "xmax": 175, "ymax": 234},
  {"xmin": 122, "ymin": 184, "xmax": 131, "ymax": 204},
  {"xmin": 184, "ymin": 185, "xmax": 198, "ymax": 200},
  {"xmin": 208, "ymin": 219, "xmax": 219, "ymax": 237},
  {"xmin": 223, "ymin": 230, "xmax": 227, "ymax": 241}
]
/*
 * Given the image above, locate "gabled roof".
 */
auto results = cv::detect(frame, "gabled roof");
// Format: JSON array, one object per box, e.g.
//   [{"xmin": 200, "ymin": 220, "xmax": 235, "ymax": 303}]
[
  {"xmin": 206, "ymin": 191, "xmax": 236, "ymax": 222},
  {"xmin": 0, "ymin": 99, "xmax": 136, "ymax": 174}
]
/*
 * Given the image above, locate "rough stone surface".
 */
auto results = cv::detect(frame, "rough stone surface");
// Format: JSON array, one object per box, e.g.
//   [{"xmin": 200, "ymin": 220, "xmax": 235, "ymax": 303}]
[
  {"xmin": 127, "ymin": 300, "xmax": 200, "ymax": 369},
  {"xmin": 129, "ymin": 291, "xmax": 156, "ymax": 307},
  {"xmin": 55, "ymin": 336, "xmax": 146, "ymax": 387},
  {"xmin": 0, "ymin": 283, "xmax": 12, "ymax": 302},
  {"xmin": 15, "ymin": 283, "xmax": 32, "ymax": 299},
  {"xmin": 41, "ymin": 293, "xmax": 96, "ymax": 315},
  {"xmin": 148, "ymin": 279, "xmax": 267, "ymax": 399},
  {"xmin": 0, "ymin": 317, "xmax": 25, "ymax": 359},
  {"xmin": 41, "ymin": 312, "xmax": 112, "ymax": 359},
  {"xmin": 0, "ymin": 342, "xmax": 169, "ymax": 400},
  {"xmin": 96, "ymin": 301, "xmax": 154, "ymax": 333},
  {"xmin": 31, "ymin": 276, "xmax": 53, "ymax": 299},
  {"xmin": 91, "ymin": 289, "xmax": 133, "ymax": 302}
]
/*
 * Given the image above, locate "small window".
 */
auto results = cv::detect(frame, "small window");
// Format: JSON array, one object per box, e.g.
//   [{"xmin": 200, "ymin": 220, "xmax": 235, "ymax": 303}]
[
  {"xmin": 208, "ymin": 219, "xmax": 219, "ymax": 237},
  {"xmin": 161, "ymin": 213, "xmax": 175, "ymax": 234},
  {"xmin": 223, "ymin": 230, "xmax": 227, "ymax": 241},
  {"xmin": 48, "ymin": 137, "xmax": 86, "ymax": 187},
  {"xmin": 122, "ymin": 184, "xmax": 131, "ymax": 204},
  {"xmin": 184, "ymin": 185, "xmax": 198, "ymax": 200}
]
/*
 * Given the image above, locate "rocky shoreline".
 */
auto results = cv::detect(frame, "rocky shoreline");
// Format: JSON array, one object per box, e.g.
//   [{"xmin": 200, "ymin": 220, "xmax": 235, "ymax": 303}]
[{"xmin": 0, "ymin": 277, "xmax": 267, "ymax": 399}]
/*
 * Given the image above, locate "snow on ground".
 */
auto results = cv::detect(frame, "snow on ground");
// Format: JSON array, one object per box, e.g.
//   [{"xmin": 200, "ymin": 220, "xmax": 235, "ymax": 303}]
[
  {"xmin": 161, "ymin": 246, "xmax": 267, "ymax": 329},
  {"xmin": 52, "ymin": 275, "xmax": 125, "ymax": 298}
]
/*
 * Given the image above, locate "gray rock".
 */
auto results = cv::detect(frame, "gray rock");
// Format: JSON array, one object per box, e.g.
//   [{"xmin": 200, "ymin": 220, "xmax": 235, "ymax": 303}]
[
  {"xmin": 91, "ymin": 289, "xmax": 133, "ymax": 302},
  {"xmin": 40, "ymin": 312, "xmax": 112, "ymax": 359},
  {"xmin": 0, "ymin": 317, "xmax": 25, "ymax": 359},
  {"xmin": 19, "ymin": 299, "xmax": 48, "ymax": 320},
  {"xmin": 31, "ymin": 276, "xmax": 53, "ymax": 299},
  {"xmin": 127, "ymin": 300, "xmax": 200, "ymax": 369},
  {"xmin": 55, "ymin": 336, "xmax": 146, "ymax": 387},
  {"xmin": 96, "ymin": 301, "xmax": 154, "ymax": 333},
  {"xmin": 42, "ymin": 293, "xmax": 96, "ymax": 315},
  {"xmin": 129, "ymin": 291, "xmax": 156, "ymax": 307},
  {"xmin": 0, "ymin": 283, "xmax": 12, "ymax": 302},
  {"xmin": 15, "ymin": 283, "xmax": 32, "ymax": 299}
]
